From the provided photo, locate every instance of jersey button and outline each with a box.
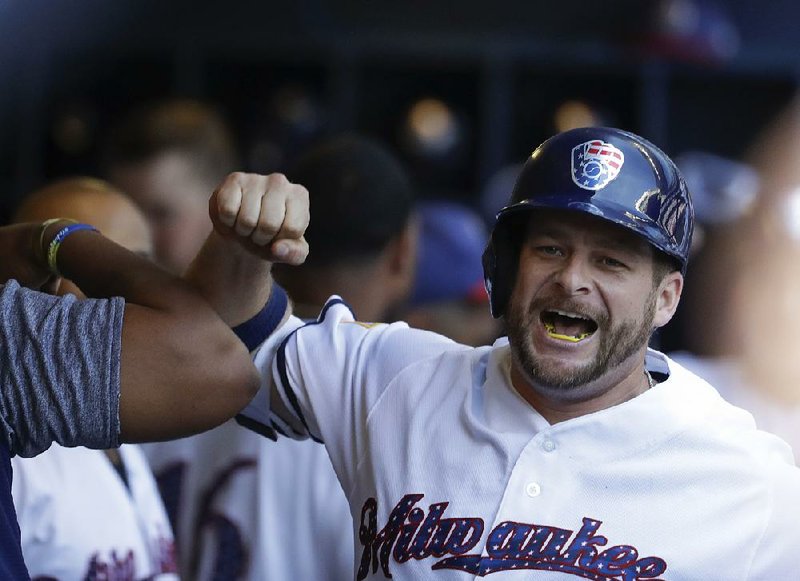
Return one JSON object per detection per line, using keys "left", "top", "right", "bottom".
{"left": 525, "top": 482, "right": 541, "bottom": 497}
{"left": 542, "top": 439, "right": 556, "bottom": 452}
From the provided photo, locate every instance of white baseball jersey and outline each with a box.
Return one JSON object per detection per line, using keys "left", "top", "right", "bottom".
{"left": 142, "top": 418, "right": 353, "bottom": 581}
{"left": 11, "top": 444, "right": 177, "bottom": 580}
{"left": 669, "top": 352, "right": 800, "bottom": 465}
{"left": 239, "top": 297, "right": 800, "bottom": 580}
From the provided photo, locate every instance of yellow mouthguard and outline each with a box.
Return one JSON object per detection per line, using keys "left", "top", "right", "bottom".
{"left": 544, "top": 320, "right": 593, "bottom": 342}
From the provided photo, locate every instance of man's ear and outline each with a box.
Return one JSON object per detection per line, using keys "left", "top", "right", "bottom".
{"left": 386, "top": 217, "right": 418, "bottom": 281}
{"left": 653, "top": 270, "right": 683, "bottom": 329}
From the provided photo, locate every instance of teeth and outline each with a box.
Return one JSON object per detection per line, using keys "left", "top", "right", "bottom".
{"left": 552, "top": 309, "right": 589, "bottom": 321}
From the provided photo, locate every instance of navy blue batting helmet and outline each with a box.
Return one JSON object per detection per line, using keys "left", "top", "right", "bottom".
{"left": 482, "top": 127, "right": 694, "bottom": 318}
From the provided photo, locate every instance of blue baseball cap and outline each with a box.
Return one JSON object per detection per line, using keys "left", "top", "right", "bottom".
{"left": 411, "top": 201, "right": 489, "bottom": 305}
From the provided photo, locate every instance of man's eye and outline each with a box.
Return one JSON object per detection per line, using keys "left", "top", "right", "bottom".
{"left": 602, "top": 256, "right": 625, "bottom": 268}
{"left": 538, "top": 246, "right": 562, "bottom": 256}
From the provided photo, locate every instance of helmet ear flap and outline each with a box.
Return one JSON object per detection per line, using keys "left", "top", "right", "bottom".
{"left": 483, "top": 212, "right": 525, "bottom": 319}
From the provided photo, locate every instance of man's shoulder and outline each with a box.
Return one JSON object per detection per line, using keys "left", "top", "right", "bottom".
{"left": 290, "top": 297, "right": 476, "bottom": 363}
{"left": 662, "top": 382, "right": 798, "bottom": 477}
{"left": 645, "top": 351, "right": 797, "bottom": 466}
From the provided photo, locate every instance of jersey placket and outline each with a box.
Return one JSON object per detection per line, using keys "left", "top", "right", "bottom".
{"left": 480, "top": 430, "right": 570, "bottom": 576}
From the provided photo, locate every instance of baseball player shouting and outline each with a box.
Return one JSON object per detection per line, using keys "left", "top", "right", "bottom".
{"left": 188, "top": 128, "right": 800, "bottom": 580}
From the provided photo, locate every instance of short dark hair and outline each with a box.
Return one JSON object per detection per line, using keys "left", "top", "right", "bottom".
{"left": 104, "top": 99, "right": 238, "bottom": 184}
{"left": 652, "top": 250, "right": 680, "bottom": 286}
{"left": 287, "top": 135, "right": 414, "bottom": 267}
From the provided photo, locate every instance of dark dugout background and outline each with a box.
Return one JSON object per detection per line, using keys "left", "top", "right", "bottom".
{"left": 2, "top": 0, "right": 799, "bottom": 351}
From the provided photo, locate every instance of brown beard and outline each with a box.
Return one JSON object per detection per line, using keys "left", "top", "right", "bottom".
{"left": 506, "top": 289, "right": 657, "bottom": 390}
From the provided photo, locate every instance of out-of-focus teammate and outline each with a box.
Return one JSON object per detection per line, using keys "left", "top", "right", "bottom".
{"left": 12, "top": 178, "right": 178, "bottom": 580}
{"left": 107, "top": 102, "right": 356, "bottom": 580}
{"left": 0, "top": 184, "right": 257, "bottom": 578}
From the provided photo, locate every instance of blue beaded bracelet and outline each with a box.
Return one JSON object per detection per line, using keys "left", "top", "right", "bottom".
{"left": 46, "top": 223, "right": 99, "bottom": 276}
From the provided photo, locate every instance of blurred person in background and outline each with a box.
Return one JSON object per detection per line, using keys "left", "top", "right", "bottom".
{"left": 105, "top": 99, "right": 237, "bottom": 275}
{"left": 403, "top": 200, "right": 500, "bottom": 346}
{"left": 265, "top": 133, "right": 418, "bottom": 577}
{"left": 11, "top": 178, "right": 178, "bottom": 579}
{"left": 479, "top": 163, "right": 522, "bottom": 229}
{"left": 274, "top": 134, "right": 418, "bottom": 324}
{"left": 0, "top": 193, "right": 257, "bottom": 579}
{"left": 105, "top": 100, "right": 353, "bottom": 580}
{"left": 671, "top": 102, "right": 800, "bottom": 463}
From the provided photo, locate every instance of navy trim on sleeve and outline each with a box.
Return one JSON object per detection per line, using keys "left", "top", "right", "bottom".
{"left": 232, "top": 284, "right": 289, "bottom": 352}
{"left": 270, "top": 420, "right": 289, "bottom": 438}
{"left": 235, "top": 414, "right": 278, "bottom": 441}
{"left": 274, "top": 298, "right": 351, "bottom": 444}
{"left": 277, "top": 338, "right": 324, "bottom": 444}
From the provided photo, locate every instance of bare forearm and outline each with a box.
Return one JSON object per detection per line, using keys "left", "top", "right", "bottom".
{"left": 51, "top": 224, "right": 208, "bottom": 313}
{"left": 186, "top": 230, "right": 277, "bottom": 327}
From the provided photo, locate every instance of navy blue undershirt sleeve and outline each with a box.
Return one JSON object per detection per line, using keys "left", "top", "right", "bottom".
{"left": 232, "top": 284, "right": 288, "bottom": 352}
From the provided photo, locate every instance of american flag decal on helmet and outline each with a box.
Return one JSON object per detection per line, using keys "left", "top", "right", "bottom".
{"left": 571, "top": 139, "right": 625, "bottom": 191}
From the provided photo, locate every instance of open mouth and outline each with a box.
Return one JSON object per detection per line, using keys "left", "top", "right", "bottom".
{"left": 541, "top": 309, "right": 598, "bottom": 343}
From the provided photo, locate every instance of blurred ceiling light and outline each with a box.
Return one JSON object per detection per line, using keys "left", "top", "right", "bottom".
{"left": 553, "top": 100, "right": 602, "bottom": 133}
{"left": 402, "top": 97, "right": 461, "bottom": 158}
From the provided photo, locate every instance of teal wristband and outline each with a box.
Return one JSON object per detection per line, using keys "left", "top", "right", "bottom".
{"left": 46, "top": 223, "right": 98, "bottom": 276}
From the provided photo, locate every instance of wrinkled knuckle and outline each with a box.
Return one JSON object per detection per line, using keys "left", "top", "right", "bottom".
{"left": 237, "top": 216, "right": 259, "bottom": 231}
{"left": 217, "top": 202, "right": 238, "bottom": 220}
{"left": 256, "top": 219, "right": 280, "bottom": 238}
{"left": 269, "top": 172, "right": 289, "bottom": 187}
{"left": 294, "top": 184, "right": 309, "bottom": 201}
{"left": 282, "top": 223, "right": 306, "bottom": 238}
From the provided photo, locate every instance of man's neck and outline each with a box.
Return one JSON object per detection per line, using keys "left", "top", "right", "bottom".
{"left": 509, "top": 361, "right": 652, "bottom": 425}
{"left": 277, "top": 265, "right": 392, "bottom": 323}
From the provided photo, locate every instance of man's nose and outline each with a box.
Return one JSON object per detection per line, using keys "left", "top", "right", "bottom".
{"left": 552, "top": 255, "right": 591, "bottom": 295}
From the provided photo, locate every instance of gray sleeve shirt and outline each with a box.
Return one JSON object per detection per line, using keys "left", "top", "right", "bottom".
{"left": 0, "top": 280, "right": 124, "bottom": 457}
